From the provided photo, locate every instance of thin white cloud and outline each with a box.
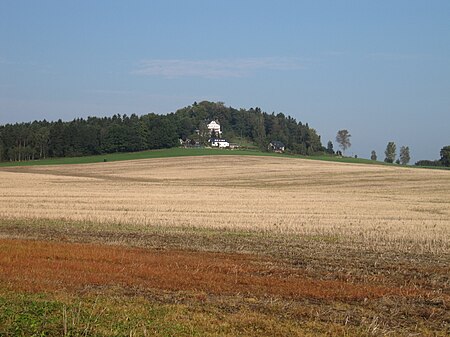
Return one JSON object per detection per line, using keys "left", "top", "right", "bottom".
{"left": 133, "top": 57, "right": 304, "bottom": 79}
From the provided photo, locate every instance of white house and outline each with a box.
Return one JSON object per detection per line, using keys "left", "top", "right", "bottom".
{"left": 207, "top": 120, "right": 222, "bottom": 136}
{"left": 210, "top": 138, "right": 229, "bottom": 148}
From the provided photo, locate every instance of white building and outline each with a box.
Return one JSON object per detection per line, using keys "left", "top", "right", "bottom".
{"left": 210, "top": 138, "right": 229, "bottom": 148}
{"left": 268, "top": 141, "right": 285, "bottom": 153}
{"left": 207, "top": 120, "right": 222, "bottom": 135}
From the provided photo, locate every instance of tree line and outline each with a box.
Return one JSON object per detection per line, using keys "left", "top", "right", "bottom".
{"left": 0, "top": 101, "right": 323, "bottom": 162}
{"left": 331, "top": 130, "right": 449, "bottom": 167}
{"left": 378, "top": 142, "right": 449, "bottom": 167}
{"left": 415, "top": 146, "right": 450, "bottom": 167}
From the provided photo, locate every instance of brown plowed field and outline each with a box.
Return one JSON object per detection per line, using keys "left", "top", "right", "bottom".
{"left": 0, "top": 238, "right": 427, "bottom": 301}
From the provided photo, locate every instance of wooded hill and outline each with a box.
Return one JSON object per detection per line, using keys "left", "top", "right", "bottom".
{"left": 0, "top": 101, "right": 323, "bottom": 162}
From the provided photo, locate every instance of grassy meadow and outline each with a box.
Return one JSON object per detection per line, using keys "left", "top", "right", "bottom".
{"left": 0, "top": 147, "right": 394, "bottom": 167}
{"left": 0, "top": 154, "right": 449, "bottom": 336}
{"left": 0, "top": 148, "right": 279, "bottom": 167}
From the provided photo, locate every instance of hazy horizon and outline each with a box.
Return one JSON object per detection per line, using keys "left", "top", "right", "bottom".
{"left": 1, "top": 1, "right": 449, "bottom": 162}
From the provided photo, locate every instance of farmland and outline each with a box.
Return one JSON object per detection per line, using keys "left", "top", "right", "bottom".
{"left": 0, "top": 155, "right": 449, "bottom": 336}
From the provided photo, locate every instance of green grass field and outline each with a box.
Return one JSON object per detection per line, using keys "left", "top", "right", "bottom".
{"left": 1, "top": 146, "right": 447, "bottom": 170}
{"left": 0, "top": 148, "right": 275, "bottom": 167}
{"left": 0, "top": 147, "right": 391, "bottom": 167}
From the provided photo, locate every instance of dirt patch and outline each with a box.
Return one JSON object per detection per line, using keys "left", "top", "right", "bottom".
{"left": 2, "top": 220, "right": 449, "bottom": 292}
{"left": 0, "top": 238, "right": 428, "bottom": 301}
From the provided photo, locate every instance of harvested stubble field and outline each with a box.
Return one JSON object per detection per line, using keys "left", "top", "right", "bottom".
{"left": 0, "top": 155, "right": 449, "bottom": 336}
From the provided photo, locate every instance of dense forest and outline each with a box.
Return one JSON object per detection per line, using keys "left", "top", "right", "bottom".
{"left": 0, "top": 101, "right": 323, "bottom": 162}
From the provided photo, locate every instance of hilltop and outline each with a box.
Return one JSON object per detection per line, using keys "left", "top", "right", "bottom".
{"left": 0, "top": 101, "right": 322, "bottom": 163}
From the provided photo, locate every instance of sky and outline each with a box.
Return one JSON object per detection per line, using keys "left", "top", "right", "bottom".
{"left": 1, "top": 0, "right": 449, "bottom": 162}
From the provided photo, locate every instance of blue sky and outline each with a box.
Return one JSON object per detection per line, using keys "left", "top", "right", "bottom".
{"left": 1, "top": 1, "right": 449, "bottom": 161}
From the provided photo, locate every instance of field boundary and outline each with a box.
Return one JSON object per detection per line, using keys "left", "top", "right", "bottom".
{"left": 1, "top": 146, "right": 441, "bottom": 169}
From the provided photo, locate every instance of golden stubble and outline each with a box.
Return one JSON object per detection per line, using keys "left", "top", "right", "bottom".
{"left": 1, "top": 156, "right": 449, "bottom": 253}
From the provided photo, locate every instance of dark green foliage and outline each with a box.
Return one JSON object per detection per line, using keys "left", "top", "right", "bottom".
{"left": 415, "top": 160, "right": 443, "bottom": 167}
{"left": 414, "top": 145, "right": 450, "bottom": 167}
{"left": 0, "top": 101, "right": 322, "bottom": 162}
{"left": 143, "top": 114, "right": 179, "bottom": 150}
{"left": 440, "top": 145, "right": 450, "bottom": 167}
{"left": 326, "top": 141, "right": 334, "bottom": 154}
{"left": 370, "top": 150, "right": 377, "bottom": 161}
{"left": 399, "top": 146, "right": 410, "bottom": 165}
{"left": 384, "top": 142, "right": 396, "bottom": 163}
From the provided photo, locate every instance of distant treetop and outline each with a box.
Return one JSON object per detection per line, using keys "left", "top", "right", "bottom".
{"left": 0, "top": 101, "right": 323, "bottom": 162}
{"left": 335, "top": 130, "right": 351, "bottom": 154}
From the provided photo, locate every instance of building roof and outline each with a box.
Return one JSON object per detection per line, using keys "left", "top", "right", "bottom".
{"left": 207, "top": 120, "right": 220, "bottom": 127}
{"left": 270, "top": 140, "right": 285, "bottom": 148}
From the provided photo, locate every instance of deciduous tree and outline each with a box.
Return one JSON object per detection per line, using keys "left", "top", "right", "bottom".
{"left": 326, "top": 141, "right": 334, "bottom": 154}
{"left": 335, "top": 130, "right": 351, "bottom": 154}
{"left": 384, "top": 142, "right": 396, "bottom": 163}
{"left": 370, "top": 150, "right": 377, "bottom": 161}
{"left": 399, "top": 146, "right": 410, "bottom": 165}
{"left": 440, "top": 145, "right": 450, "bottom": 167}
